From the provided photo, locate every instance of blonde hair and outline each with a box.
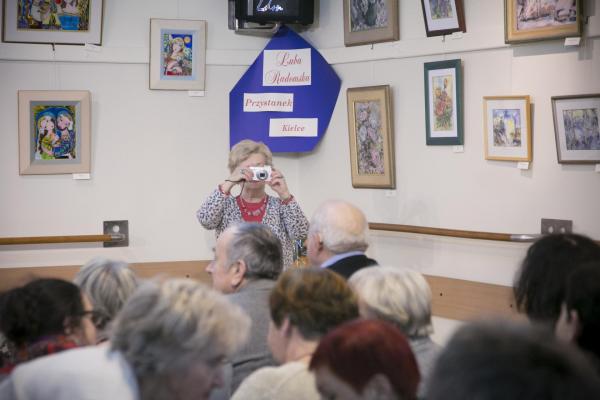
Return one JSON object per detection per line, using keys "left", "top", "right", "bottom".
{"left": 228, "top": 139, "right": 273, "bottom": 173}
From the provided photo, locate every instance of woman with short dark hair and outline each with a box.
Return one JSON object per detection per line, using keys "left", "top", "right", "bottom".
{"left": 0, "top": 278, "right": 96, "bottom": 376}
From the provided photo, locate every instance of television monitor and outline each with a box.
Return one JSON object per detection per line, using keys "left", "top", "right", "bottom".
{"left": 235, "top": 0, "right": 314, "bottom": 25}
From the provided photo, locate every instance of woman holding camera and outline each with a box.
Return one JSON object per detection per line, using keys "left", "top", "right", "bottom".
{"left": 197, "top": 139, "right": 308, "bottom": 268}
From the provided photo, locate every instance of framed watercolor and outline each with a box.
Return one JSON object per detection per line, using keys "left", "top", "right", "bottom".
{"left": 420, "top": 0, "right": 466, "bottom": 37}
{"left": 149, "top": 19, "right": 207, "bottom": 91}
{"left": 424, "top": 59, "right": 463, "bottom": 146}
{"left": 551, "top": 94, "right": 600, "bottom": 164}
{"left": 343, "top": 0, "right": 399, "bottom": 47}
{"left": 2, "top": 0, "right": 103, "bottom": 45}
{"left": 18, "top": 90, "right": 91, "bottom": 175}
{"left": 483, "top": 96, "right": 532, "bottom": 162}
{"left": 504, "top": 0, "right": 582, "bottom": 44}
{"left": 347, "top": 85, "right": 395, "bottom": 189}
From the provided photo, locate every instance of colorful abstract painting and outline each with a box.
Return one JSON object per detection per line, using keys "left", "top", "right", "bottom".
{"left": 562, "top": 108, "right": 600, "bottom": 150}
{"left": 493, "top": 108, "right": 522, "bottom": 147}
{"left": 355, "top": 100, "right": 385, "bottom": 175}
{"left": 16, "top": 0, "right": 90, "bottom": 31}
{"left": 32, "top": 105, "right": 77, "bottom": 160}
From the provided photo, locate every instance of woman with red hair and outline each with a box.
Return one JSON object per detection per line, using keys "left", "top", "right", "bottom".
{"left": 309, "top": 319, "right": 419, "bottom": 400}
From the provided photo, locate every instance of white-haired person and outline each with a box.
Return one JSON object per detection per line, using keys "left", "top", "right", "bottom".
{"left": 306, "top": 200, "right": 377, "bottom": 279}
{"left": 0, "top": 279, "right": 250, "bottom": 400}
{"left": 197, "top": 139, "right": 309, "bottom": 268}
{"left": 349, "top": 266, "right": 440, "bottom": 396}
{"left": 74, "top": 257, "right": 139, "bottom": 343}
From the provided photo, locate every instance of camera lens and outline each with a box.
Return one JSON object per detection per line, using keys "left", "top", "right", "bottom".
{"left": 257, "top": 170, "right": 268, "bottom": 180}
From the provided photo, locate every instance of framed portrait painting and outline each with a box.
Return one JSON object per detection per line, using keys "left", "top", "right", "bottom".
{"left": 343, "top": 0, "right": 399, "bottom": 47}
{"left": 424, "top": 59, "right": 463, "bottom": 145}
{"left": 483, "top": 96, "right": 532, "bottom": 162}
{"left": 551, "top": 94, "right": 600, "bottom": 164}
{"left": 2, "top": 0, "right": 104, "bottom": 45}
{"left": 347, "top": 85, "right": 395, "bottom": 189}
{"left": 149, "top": 19, "right": 207, "bottom": 91}
{"left": 504, "top": 0, "right": 582, "bottom": 44}
{"left": 420, "top": 0, "right": 466, "bottom": 37}
{"left": 18, "top": 90, "right": 91, "bottom": 175}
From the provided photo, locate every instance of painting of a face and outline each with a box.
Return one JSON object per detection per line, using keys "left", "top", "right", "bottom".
{"left": 161, "top": 32, "right": 194, "bottom": 78}
{"left": 32, "top": 105, "right": 77, "bottom": 160}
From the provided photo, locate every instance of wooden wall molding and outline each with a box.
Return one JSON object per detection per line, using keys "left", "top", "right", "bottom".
{"left": 0, "top": 261, "right": 516, "bottom": 321}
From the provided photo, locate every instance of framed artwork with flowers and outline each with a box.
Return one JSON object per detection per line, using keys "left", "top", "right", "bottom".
{"left": 347, "top": 85, "right": 395, "bottom": 189}
{"left": 2, "top": 0, "right": 104, "bottom": 45}
{"left": 149, "top": 19, "right": 207, "bottom": 91}
{"left": 424, "top": 59, "right": 463, "bottom": 146}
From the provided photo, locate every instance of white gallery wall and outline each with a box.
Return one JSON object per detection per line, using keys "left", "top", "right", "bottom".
{"left": 1, "top": 1, "right": 599, "bottom": 341}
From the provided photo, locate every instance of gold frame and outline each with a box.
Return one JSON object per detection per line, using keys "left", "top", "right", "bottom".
{"left": 483, "top": 95, "right": 532, "bottom": 162}
{"left": 18, "top": 90, "right": 91, "bottom": 175}
{"left": 504, "top": 0, "right": 582, "bottom": 44}
{"left": 347, "top": 85, "right": 395, "bottom": 188}
{"left": 343, "top": 0, "right": 399, "bottom": 47}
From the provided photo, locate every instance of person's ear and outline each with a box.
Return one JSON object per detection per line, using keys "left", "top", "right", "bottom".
{"left": 280, "top": 316, "right": 293, "bottom": 338}
{"left": 362, "top": 374, "right": 394, "bottom": 400}
{"left": 556, "top": 303, "right": 581, "bottom": 343}
{"left": 230, "top": 260, "right": 247, "bottom": 288}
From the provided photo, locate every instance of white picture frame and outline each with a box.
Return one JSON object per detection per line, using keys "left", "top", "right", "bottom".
{"left": 149, "top": 18, "right": 207, "bottom": 91}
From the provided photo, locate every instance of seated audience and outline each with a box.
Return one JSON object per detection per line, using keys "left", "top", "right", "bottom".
{"left": 306, "top": 200, "right": 377, "bottom": 279}
{"left": 74, "top": 257, "right": 139, "bottom": 343}
{"left": 206, "top": 222, "right": 283, "bottom": 397}
{"left": 349, "top": 266, "right": 440, "bottom": 396}
{"left": 514, "top": 233, "right": 600, "bottom": 327}
{"left": 310, "top": 319, "right": 420, "bottom": 400}
{"left": 556, "top": 261, "right": 600, "bottom": 370}
{"left": 426, "top": 319, "right": 600, "bottom": 400}
{"left": 0, "top": 278, "right": 96, "bottom": 376}
{"left": 0, "top": 278, "right": 250, "bottom": 400}
{"left": 232, "top": 268, "right": 359, "bottom": 400}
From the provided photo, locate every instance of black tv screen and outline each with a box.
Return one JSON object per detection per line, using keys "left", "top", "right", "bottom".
{"left": 235, "top": 0, "right": 314, "bottom": 25}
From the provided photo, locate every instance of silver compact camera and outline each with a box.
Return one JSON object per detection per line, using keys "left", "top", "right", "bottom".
{"left": 249, "top": 166, "right": 272, "bottom": 182}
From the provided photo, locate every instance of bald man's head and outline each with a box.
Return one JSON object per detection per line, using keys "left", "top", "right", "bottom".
{"left": 309, "top": 200, "right": 369, "bottom": 255}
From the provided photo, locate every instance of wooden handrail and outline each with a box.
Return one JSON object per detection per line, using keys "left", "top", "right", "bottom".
{"left": 369, "top": 222, "right": 530, "bottom": 242}
{"left": 0, "top": 234, "right": 125, "bottom": 246}
{"left": 369, "top": 223, "right": 600, "bottom": 245}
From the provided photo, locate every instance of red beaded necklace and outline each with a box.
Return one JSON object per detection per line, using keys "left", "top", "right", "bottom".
{"left": 237, "top": 196, "right": 268, "bottom": 222}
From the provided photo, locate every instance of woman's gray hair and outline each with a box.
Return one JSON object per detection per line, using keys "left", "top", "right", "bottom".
{"left": 349, "top": 266, "right": 434, "bottom": 337}
{"left": 74, "top": 257, "right": 138, "bottom": 338}
{"left": 110, "top": 279, "right": 250, "bottom": 398}
{"left": 309, "top": 200, "right": 369, "bottom": 254}
{"left": 226, "top": 223, "right": 283, "bottom": 280}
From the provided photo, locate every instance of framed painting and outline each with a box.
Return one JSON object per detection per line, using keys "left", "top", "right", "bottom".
{"left": 483, "top": 96, "right": 532, "bottom": 162}
{"left": 424, "top": 59, "right": 463, "bottom": 145}
{"left": 149, "top": 19, "right": 207, "bottom": 91}
{"left": 347, "top": 85, "right": 395, "bottom": 189}
{"left": 2, "top": 0, "right": 103, "bottom": 45}
{"left": 18, "top": 90, "right": 91, "bottom": 175}
{"left": 343, "top": 0, "right": 399, "bottom": 47}
{"left": 420, "top": 0, "right": 466, "bottom": 37}
{"left": 504, "top": 0, "right": 582, "bottom": 44}
{"left": 551, "top": 94, "right": 600, "bottom": 164}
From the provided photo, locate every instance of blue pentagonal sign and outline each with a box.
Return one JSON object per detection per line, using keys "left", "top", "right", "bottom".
{"left": 229, "top": 25, "right": 341, "bottom": 152}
